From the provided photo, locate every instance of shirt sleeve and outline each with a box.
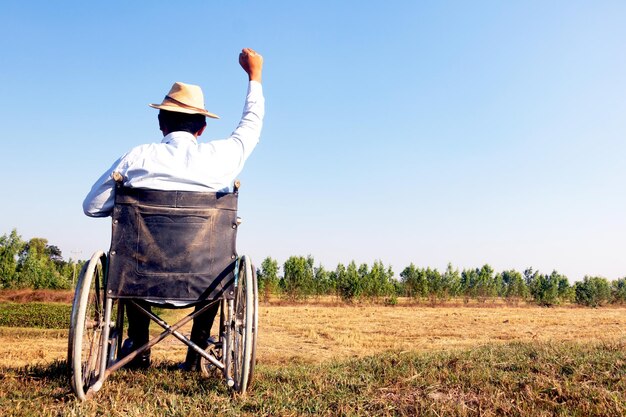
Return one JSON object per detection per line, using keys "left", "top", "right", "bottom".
{"left": 82, "top": 153, "right": 131, "bottom": 217}
{"left": 204, "top": 81, "right": 265, "bottom": 173}
{"left": 231, "top": 80, "right": 265, "bottom": 161}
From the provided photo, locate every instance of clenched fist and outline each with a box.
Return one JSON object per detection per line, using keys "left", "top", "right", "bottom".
{"left": 239, "top": 48, "right": 263, "bottom": 83}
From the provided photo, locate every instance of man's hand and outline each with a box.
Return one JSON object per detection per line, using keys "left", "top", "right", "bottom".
{"left": 239, "top": 48, "right": 263, "bottom": 83}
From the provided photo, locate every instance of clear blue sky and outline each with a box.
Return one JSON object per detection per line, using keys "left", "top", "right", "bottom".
{"left": 1, "top": 1, "right": 625, "bottom": 281}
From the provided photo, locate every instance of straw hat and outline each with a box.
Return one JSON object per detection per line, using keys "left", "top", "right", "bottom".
{"left": 149, "top": 82, "right": 219, "bottom": 119}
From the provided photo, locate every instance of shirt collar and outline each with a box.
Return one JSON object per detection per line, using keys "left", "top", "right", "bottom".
{"left": 161, "top": 131, "right": 198, "bottom": 145}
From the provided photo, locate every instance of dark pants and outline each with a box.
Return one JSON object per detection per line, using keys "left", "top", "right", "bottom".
{"left": 126, "top": 300, "right": 219, "bottom": 351}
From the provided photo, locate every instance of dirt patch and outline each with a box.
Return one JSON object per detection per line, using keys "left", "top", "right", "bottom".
{"left": 0, "top": 289, "right": 74, "bottom": 303}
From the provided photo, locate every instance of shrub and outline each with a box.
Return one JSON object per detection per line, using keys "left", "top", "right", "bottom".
{"left": 384, "top": 294, "right": 398, "bottom": 306}
{"left": 0, "top": 302, "right": 71, "bottom": 328}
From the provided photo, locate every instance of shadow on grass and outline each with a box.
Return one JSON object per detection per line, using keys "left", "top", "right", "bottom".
{"left": 1, "top": 342, "right": 625, "bottom": 416}
{"left": 0, "top": 359, "right": 229, "bottom": 402}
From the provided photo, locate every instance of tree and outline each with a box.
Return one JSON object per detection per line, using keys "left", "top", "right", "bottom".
{"left": 0, "top": 229, "right": 25, "bottom": 288}
{"left": 460, "top": 268, "right": 478, "bottom": 302}
{"left": 358, "top": 263, "right": 371, "bottom": 298}
{"left": 331, "top": 263, "right": 346, "bottom": 300}
{"left": 337, "top": 261, "right": 362, "bottom": 302}
{"left": 500, "top": 269, "right": 528, "bottom": 303}
{"left": 523, "top": 267, "right": 536, "bottom": 288}
{"left": 282, "top": 255, "right": 315, "bottom": 300}
{"left": 611, "top": 278, "right": 626, "bottom": 304}
{"left": 425, "top": 267, "right": 443, "bottom": 304}
{"left": 441, "top": 263, "right": 461, "bottom": 299}
{"left": 257, "top": 257, "right": 280, "bottom": 302}
{"left": 16, "top": 237, "right": 70, "bottom": 289}
{"left": 400, "top": 263, "right": 428, "bottom": 301}
{"left": 45, "top": 244, "right": 64, "bottom": 268}
{"left": 555, "top": 272, "right": 574, "bottom": 303}
{"left": 527, "top": 270, "right": 568, "bottom": 306}
{"left": 574, "top": 276, "right": 611, "bottom": 307}
{"left": 473, "top": 264, "right": 497, "bottom": 302}
{"left": 360, "top": 260, "right": 394, "bottom": 300}
{"left": 313, "top": 264, "right": 333, "bottom": 297}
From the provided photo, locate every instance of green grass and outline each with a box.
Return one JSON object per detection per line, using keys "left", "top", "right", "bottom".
{"left": 0, "top": 302, "right": 71, "bottom": 329}
{"left": 0, "top": 341, "right": 624, "bottom": 416}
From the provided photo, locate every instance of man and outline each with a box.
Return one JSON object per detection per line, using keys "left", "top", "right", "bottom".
{"left": 83, "top": 48, "right": 264, "bottom": 370}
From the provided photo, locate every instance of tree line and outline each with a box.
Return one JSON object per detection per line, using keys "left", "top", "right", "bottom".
{"left": 257, "top": 256, "right": 626, "bottom": 307}
{"left": 0, "top": 229, "right": 82, "bottom": 290}
{"left": 1, "top": 229, "right": 625, "bottom": 307}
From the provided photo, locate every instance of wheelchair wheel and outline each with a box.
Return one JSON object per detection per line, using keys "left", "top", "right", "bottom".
{"left": 232, "top": 255, "right": 258, "bottom": 394}
{"left": 68, "top": 251, "right": 107, "bottom": 400}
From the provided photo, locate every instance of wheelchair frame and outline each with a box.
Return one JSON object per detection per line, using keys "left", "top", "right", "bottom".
{"left": 68, "top": 187, "right": 258, "bottom": 401}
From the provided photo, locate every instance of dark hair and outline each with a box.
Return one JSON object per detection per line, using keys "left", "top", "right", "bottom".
{"left": 158, "top": 110, "right": 207, "bottom": 134}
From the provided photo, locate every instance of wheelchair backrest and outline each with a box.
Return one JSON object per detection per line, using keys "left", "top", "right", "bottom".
{"left": 106, "top": 186, "right": 238, "bottom": 302}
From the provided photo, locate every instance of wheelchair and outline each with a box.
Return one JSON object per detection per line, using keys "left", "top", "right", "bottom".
{"left": 68, "top": 178, "right": 258, "bottom": 401}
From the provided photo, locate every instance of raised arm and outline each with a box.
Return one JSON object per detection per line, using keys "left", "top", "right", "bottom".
{"left": 204, "top": 48, "right": 265, "bottom": 172}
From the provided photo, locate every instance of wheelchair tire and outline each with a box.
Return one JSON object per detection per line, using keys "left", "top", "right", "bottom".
{"left": 247, "top": 263, "right": 259, "bottom": 386}
{"left": 67, "top": 261, "right": 89, "bottom": 369}
{"left": 232, "top": 255, "right": 257, "bottom": 394}
{"left": 68, "top": 251, "right": 107, "bottom": 400}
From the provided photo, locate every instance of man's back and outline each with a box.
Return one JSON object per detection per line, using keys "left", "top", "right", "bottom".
{"left": 83, "top": 50, "right": 264, "bottom": 218}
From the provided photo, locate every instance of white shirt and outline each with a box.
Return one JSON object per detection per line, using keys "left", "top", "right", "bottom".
{"left": 83, "top": 81, "right": 264, "bottom": 217}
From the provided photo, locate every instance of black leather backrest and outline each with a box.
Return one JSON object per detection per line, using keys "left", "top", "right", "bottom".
{"left": 106, "top": 186, "right": 238, "bottom": 301}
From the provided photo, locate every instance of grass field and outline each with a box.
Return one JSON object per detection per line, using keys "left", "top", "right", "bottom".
{"left": 0, "top": 298, "right": 625, "bottom": 415}
{"left": 2, "top": 301, "right": 624, "bottom": 368}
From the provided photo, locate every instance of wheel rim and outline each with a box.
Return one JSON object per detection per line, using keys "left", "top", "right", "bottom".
{"left": 233, "top": 262, "right": 247, "bottom": 389}
{"left": 82, "top": 268, "right": 102, "bottom": 388}
{"left": 69, "top": 251, "right": 106, "bottom": 400}
{"left": 247, "top": 265, "right": 258, "bottom": 386}
{"left": 232, "top": 256, "right": 255, "bottom": 393}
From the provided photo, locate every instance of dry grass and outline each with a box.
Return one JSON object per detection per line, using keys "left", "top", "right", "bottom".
{"left": 1, "top": 303, "right": 625, "bottom": 368}
{"left": 1, "top": 300, "right": 625, "bottom": 416}
{"left": 259, "top": 304, "right": 626, "bottom": 364}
